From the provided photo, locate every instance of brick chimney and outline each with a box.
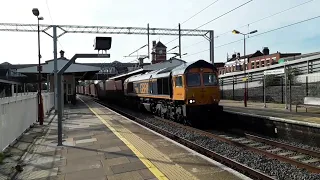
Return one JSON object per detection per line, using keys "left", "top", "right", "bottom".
{"left": 60, "top": 50, "right": 65, "bottom": 58}
{"left": 152, "top": 41, "right": 156, "bottom": 49}
{"left": 151, "top": 41, "right": 156, "bottom": 64}
{"left": 153, "top": 41, "right": 167, "bottom": 64}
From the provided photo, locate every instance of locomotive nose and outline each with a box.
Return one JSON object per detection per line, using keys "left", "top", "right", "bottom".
{"left": 186, "top": 86, "right": 220, "bottom": 105}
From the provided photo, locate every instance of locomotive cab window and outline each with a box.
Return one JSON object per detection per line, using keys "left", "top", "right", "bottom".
{"left": 175, "top": 76, "right": 183, "bottom": 87}
{"left": 203, "top": 73, "right": 218, "bottom": 86}
{"left": 186, "top": 73, "right": 201, "bottom": 87}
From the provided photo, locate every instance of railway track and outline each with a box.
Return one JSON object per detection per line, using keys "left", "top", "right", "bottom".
{"left": 92, "top": 98, "right": 320, "bottom": 179}
{"left": 153, "top": 115, "right": 320, "bottom": 174}
{"left": 217, "top": 133, "right": 320, "bottom": 172}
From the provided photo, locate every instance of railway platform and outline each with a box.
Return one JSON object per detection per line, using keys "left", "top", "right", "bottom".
{"left": 220, "top": 99, "right": 320, "bottom": 128}
{"left": 0, "top": 96, "right": 249, "bottom": 180}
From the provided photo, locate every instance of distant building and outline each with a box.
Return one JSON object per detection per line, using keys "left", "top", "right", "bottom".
{"left": 213, "top": 62, "right": 225, "bottom": 69}
{"left": 248, "top": 47, "right": 300, "bottom": 70}
{"left": 218, "top": 47, "right": 301, "bottom": 75}
{"left": 151, "top": 41, "right": 167, "bottom": 64}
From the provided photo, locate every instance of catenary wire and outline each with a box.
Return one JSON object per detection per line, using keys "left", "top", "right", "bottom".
{"left": 165, "top": 0, "right": 254, "bottom": 45}
{"left": 181, "top": 0, "right": 315, "bottom": 52}
{"left": 216, "top": 0, "right": 315, "bottom": 38}
{"left": 184, "top": 14, "right": 320, "bottom": 57}
{"left": 46, "top": 0, "right": 64, "bottom": 49}
{"left": 157, "top": 0, "right": 221, "bottom": 41}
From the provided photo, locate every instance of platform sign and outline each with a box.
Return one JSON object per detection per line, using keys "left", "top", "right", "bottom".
{"left": 97, "top": 54, "right": 110, "bottom": 58}
{"left": 264, "top": 68, "right": 284, "bottom": 75}
{"left": 242, "top": 77, "right": 248, "bottom": 82}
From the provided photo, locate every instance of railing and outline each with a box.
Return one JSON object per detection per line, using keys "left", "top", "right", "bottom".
{"left": 218, "top": 52, "right": 320, "bottom": 104}
{"left": 0, "top": 92, "right": 54, "bottom": 152}
{"left": 219, "top": 52, "right": 320, "bottom": 80}
{"left": 14, "top": 92, "right": 37, "bottom": 96}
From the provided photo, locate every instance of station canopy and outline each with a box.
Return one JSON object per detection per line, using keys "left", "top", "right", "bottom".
{"left": 17, "top": 58, "right": 101, "bottom": 80}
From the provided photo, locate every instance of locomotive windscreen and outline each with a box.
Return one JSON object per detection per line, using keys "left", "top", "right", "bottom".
{"left": 203, "top": 73, "right": 218, "bottom": 86}
{"left": 186, "top": 73, "right": 201, "bottom": 87}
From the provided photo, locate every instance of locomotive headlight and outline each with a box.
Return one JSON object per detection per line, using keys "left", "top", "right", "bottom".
{"left": 188, "top": 99, "right": 196, "bottom": 104}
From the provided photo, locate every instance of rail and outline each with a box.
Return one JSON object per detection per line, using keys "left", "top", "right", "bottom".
{"left": 216, "top": 133, "right": 320, "bottom": 174}
{"left": 0, "top": 92, "right": 54, "bottom": 152}
{"left": 154, "top": 115, "right": 320, "bottom": 173}
{"left": 150, "top": 114, "right": 320, "bottom": 174}
{"left": 245, "top": 134, "right": 320, "bottom": 159}
{"left": 151, "top": 116, "right": 320, "bottom": 173}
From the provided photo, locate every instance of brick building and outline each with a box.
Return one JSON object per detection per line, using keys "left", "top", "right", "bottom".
{"left": 248, "top": 47, "right": 300, "bottom": 70}
{"left": 151, "top": 41, "right": 167, "bottom": 64}
{"left": 218, "top": 47, "right": 301, "bottom": 75}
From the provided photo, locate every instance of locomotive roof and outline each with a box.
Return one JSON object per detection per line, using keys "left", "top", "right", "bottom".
{"left": 171, "top": 59, "right": 216, "bottom": 76}
{"left": 124, "top": 60, "right": 216, "bottom": 83}
{"left": 124, "top": 67, "right": 171, "bottom": 83}
{"left": 109, "top": 68, "right": 145, "bottom": 80}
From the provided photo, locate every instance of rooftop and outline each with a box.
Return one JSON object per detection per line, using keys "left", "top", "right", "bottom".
{"left": 154, "top": 41, "right": 167, "bottom": 49}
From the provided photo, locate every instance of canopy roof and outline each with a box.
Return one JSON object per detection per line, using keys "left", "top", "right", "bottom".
{"left": 17, "top": 58, "right": 101, "bottom": 74}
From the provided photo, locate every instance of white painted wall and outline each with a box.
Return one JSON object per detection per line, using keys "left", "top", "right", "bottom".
{"left": 0, "top": 92, "right": 54, "bottom": 152}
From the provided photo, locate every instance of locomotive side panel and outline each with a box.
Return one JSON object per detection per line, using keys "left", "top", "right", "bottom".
{"left": 126, "top": 79, "right": 171, "bottom": 99}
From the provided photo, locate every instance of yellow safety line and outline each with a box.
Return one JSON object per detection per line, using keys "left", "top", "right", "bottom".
{"left": 79, "top": 97, "right": 168, "bottom": 180}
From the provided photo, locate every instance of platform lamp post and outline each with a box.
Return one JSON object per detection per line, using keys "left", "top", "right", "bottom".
{"left": 32, "top": 8, "right": 44, "bottom": 125}
{"left": 232, "top": 29, "right": 258, "bottom": 107}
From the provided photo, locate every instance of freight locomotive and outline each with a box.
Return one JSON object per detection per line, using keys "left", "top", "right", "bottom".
{"left": 77, "top": 59, "right": 223, "bottom": 125}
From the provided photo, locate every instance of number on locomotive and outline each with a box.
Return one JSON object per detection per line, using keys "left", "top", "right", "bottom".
{"left": 140, "top": 83, "right": 149, "bottom": 94}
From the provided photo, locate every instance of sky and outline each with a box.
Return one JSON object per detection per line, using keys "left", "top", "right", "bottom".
{"left": 0, "top": 0, "right": 320, "bottom": 65}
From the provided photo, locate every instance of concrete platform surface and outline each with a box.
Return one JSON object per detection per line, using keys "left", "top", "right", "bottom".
{"left": 220, "top": 100, "right": 320, "bottom": 126}
{"left": 0, "top": 96, "right": 249, "bottom": 180}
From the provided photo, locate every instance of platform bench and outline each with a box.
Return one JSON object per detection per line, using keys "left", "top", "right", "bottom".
{"left": 296, "top": 97, "right": 320, "bottom": 112}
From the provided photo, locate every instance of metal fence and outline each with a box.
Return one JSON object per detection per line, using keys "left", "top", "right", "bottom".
{"left": 219, "top": 52, "right": 320, "bottom": 105}
{"left": 0, "top": 92, "right": 54, "bottom": 152}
